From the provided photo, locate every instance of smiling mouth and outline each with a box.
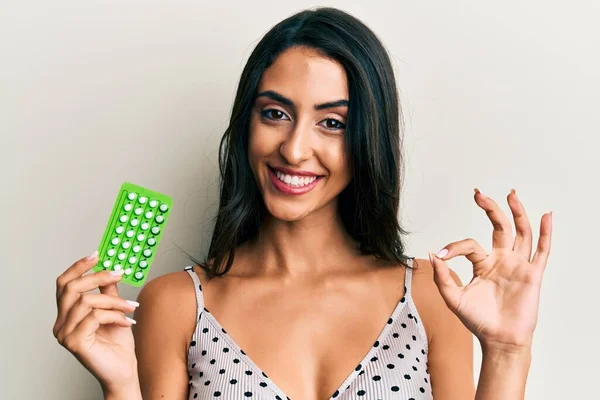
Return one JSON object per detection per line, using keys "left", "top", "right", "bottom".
{"left": 268, "top": 166, "right": 323, "bottom": 187}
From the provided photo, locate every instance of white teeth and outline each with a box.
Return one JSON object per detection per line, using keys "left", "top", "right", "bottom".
{"left": 274, "top": 170, "right": 318, "bottom": 187}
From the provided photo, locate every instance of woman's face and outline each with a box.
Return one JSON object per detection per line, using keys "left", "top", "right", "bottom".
{"left": 248, "top": 46, "right": 352, "bottom": 222}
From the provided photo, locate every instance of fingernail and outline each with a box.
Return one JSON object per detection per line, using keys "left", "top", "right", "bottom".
{"left": 126, "top": 317, "right": 137, "bottom": 325}
{"left": 474, "top": 188, "right": 480, "bottom": 194}
{"left": 435, "top": 248, "right": 449, "bottom": 258}
{"left": 126, "top": 300, "right": 140, "bottom": 307}
{"left": 86, "top": 250, "right": 98, "bottom": 260}
{"left": 110, "top": 269, "right": 125, "bottom": 276}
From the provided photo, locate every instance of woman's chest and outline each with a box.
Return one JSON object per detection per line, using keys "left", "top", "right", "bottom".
{"left": 187, "top": 272, "right": 432, "bottom": 399}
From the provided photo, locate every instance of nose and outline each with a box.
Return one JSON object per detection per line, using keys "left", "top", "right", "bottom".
{"left": 279, "top": 119, "right": 315, "bottom": 166}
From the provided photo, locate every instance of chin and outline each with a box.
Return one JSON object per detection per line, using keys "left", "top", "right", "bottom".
{"left": 263, "top": 199, "right": 315, "bottom": 222}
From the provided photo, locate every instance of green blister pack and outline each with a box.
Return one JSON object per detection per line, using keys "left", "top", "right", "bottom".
{"left": 93, "top": 182, "right": 173, "bottom": 287}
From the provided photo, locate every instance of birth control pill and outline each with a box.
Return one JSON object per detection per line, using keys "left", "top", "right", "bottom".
{"left": 94, "top": 183, "right": 172, "bottom": 287}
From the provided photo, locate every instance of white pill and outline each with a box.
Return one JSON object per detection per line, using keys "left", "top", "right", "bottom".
{"left": 124, "top": 204, "right": 133, "bottom": 212}
{"left": 116, "top": 226, "right": 124, "bottom": 234}
{"left": 143, "top": 249, "right": 152, "bottom": 257}
{"left": 124, "top": 268, "right": 132, "bottom": 275}
{"left": 128, "top": 256, "right": 137, "bottom": 264}
{"left": 128, "top": 192, "right": 137, "bottom": 200}
{"left": 135, "top": 271, "right": 144, "bottom": 279}
{"left": 141, "top": 222, "right": 149, "bottom": 230}
{"left": 149, "top": 200, "right": 158, "bottom": 207}
{"left": 137, "top": 234, "right": 145, "bottom": 242}
{"left": 107, "top": 249, "right": 116, "bottom": 257}
{"left": 155, "top": 215, "right": 164, "bottom": 224}
{"left": 139, "top": 196, "right": 147, "bottom": 204}
{"left": 159, "top": 204, "right": 169, "bottom": 212}
{"left": 126, "top": 230, "right": 135, "bottom": 238}
{"left": 122, "top": 241, "right": 130, "bottom": 249}
{"left": 147, "top": 238, "right": 156, "bottom": 246}
{"left": 119, "top": 215, "right": 128, "bottom": 223}
{"left": 103, "top": 260, "right": 111, "bottom": 268}
{"left": 145, "top": 211, "right": 153, "bottom": 219}
{"left": 135, "top": 207, "right": 143, "bottom": 215}
{"left": 151, "top": 226, "right": 160, "bottom": 235}
{"left": 131, "top": 219, "right": 139, "bottom": 227}
{"left": 114, "top": 264, "right": 122, "bottom": 271}
{"left": 133, "top": 245, "right": 141, "bottom": 253}
{"left": 139, "top": 260, "right": 148, "bottom": 269}
{"left": 118, "top": 253, "right": 126, "bottom": 260}
{"left": 111, "top": 238, "right": 120, "bottom": 245}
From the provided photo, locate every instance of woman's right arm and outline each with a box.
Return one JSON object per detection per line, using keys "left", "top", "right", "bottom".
{"left": 133, "top": 271, "right": 199, "bottom": 400}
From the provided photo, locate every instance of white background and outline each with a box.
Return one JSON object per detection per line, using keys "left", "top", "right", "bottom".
{"left": 2, "top": 0, "right": 599, "bottom": 398}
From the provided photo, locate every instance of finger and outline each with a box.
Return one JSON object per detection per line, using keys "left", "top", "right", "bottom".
{"left": 99, "top": 281, "right": 119, "bottom": 297}
{"left": 60, "top": 309, "right": 135, "bottom": 354}
{"left": 429, "top": 253, "right": 463, "bottom": 313}
{"left": 53, "top": 269, "right": 125, "bottom": 338}
{"left": 508, "top": 189, "right": 533, "bottom": 261}
{"left": 532, "top": 212, "right": 553, "bottom": 269}
{"left": 57, "top": 293, "right": 138, "bottom": 342}
{"left": 435, "top": 238, "right": 489, "bottom": 265}
{"left": 56, "top": 251, "right": 100, "bottom": 303}
{"left": 474, "top": 189, "right": 514, "bottom": 249}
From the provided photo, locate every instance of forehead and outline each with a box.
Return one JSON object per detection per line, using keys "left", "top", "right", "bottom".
{"left": 256, "top": 46, "right": 349, "bottom": 102}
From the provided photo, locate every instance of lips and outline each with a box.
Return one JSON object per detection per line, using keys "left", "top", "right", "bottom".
{"left": 268, "top": 166, "right": 323, "bottom": 196}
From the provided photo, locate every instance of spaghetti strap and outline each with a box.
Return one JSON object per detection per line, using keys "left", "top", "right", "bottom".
{"left": 184, "top": 266, "right": 204, "bottom": 321}
{"left": 404, "top": 257, "right": 414, "bottom": 296}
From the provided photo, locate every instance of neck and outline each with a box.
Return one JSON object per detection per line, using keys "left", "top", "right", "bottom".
{"left": 246, "top": 204, "right": 361, "bottom": 277}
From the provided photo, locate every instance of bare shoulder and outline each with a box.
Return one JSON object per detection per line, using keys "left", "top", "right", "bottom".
{"left": 409, "top": 258, "right": 464, "bottom": 342}
{"left": 132, "top": 268, "right": 201, "bottom": 397}
{"left": 134, "top": 268, "right": 199, "bottom": 346}
{"left": 409, "top": 257, "right": 475, "bottom": 397}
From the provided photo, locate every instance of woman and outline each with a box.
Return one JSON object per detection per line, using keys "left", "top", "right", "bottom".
{"left": 53, "top": 7, "right": 552, "bottom": 400}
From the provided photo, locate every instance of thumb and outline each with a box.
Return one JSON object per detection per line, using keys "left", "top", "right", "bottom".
{"left": 429, "top": 252, "right": 462, "bottom": 313}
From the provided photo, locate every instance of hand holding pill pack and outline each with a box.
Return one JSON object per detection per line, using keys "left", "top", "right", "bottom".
{"left": 93, "top": 182, "right": 172, "bottom": 287}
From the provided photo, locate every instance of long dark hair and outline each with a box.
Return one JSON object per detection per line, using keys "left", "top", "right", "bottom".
{"left": 184, "top": 6, "right": 413, "bottom": 278}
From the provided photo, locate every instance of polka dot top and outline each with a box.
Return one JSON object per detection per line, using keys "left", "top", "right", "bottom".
{"left": 184, "top": 257, "right": 432, "bottom": 399}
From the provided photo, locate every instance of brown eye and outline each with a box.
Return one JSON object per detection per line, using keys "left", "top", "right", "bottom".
{"left": 260, "top": 109, "right": 289, "bottom": 120}
{"left": 321, "top": 118, "right": 346, "bottom": 131}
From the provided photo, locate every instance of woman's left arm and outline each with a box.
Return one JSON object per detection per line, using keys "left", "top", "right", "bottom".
{"left": 430, "top": 188, "right": 553, "bottom": 400}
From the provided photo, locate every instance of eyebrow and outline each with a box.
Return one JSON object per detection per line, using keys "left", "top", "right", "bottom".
{"left": 255, "top": 90, "right": 349, "bottom": 110}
